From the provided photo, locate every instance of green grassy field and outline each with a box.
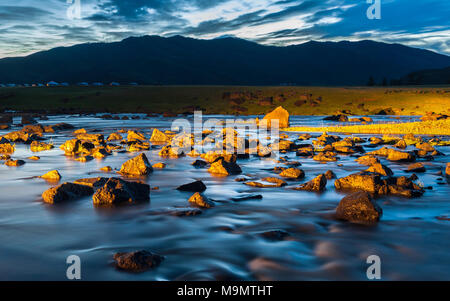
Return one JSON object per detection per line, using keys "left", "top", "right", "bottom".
{"left": 0, "top": 85, "right": 449, "bottom": 116}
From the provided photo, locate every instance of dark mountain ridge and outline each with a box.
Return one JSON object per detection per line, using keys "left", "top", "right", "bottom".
{"left": 0, "top": 35, "right": 449, "bottom": 85}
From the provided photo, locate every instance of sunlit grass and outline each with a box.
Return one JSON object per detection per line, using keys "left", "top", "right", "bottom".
{"left": 284, "top": 119, "right": 450, "bottom": 136}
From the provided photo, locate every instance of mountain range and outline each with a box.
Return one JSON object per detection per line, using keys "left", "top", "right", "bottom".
{"left": 0, "top": 35, "right": 449, "bottom": 86}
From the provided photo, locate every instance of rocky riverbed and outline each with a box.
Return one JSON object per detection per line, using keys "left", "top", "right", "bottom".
{"left": 0, "top": 112, "right": 449, "bottom": 280}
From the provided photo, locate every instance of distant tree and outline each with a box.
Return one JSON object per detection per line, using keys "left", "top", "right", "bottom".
{"left": 367, "top": 76, "right": 375, "bottom": 86}
{"left": 381, "top": 77, "right": 388, "bottom": 86}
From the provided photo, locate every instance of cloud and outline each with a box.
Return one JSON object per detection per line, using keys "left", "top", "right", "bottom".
{"left": 0, "top": 0, "right": 449, "bottom": 58}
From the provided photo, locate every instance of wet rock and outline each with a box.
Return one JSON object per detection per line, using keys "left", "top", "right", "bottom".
{"left": 366, "top": 163, "right": 393, "bottom": 176}
{"left": 415, "top": 142, "right": 435, "bottom": 153}
{"left": 167, "top": 208, "right": 203, "bottom": 217}
{"left": 335, "top": 192, "right": 382, "bottom": 224}
{"left": 313, "top": 152, "right": 338, "bottom": 162}
{"left": 334, "top": 172, "right": 383, "bottom": 194}
{"left": 76, "top": 133, "right": 104, "bottom": 145}
{"left": 323, "top": 115, "right": 349, "bottom": 122}
{"left": 100, "top": 166, "right": 113, "bottom": 172}
{"left": 355, "top": 155, "right": 380, "bottom": 166}
{"left": 188, "top": 192, "right": 215, "bottom": 208}
{"left": 177, "top": 180, "right": 207, "bottom": 192}
{"left": 4, "top": 159, "right": 25, "bottom": 167}
{"left": 325, "top": 170, "right": 337, "bottom": 180}
{"left": 260, "top": 106, "right": 290, "bottom": 128}
{"left": 0, "top": 142, "right": 15, "bottom": 154}
{"left": 44, "top": 123, "right": 74, "bottom": 133}
{"left": 279, "top": 168, "right": 305, "bottom": 179}
{"left": 394, "top": 139, "right": 407, "bottom": 149}
{"left": 28, "top": 156, "right": 40, "bottom": 160}
{"left": 107, "top": 132, "right": 123, "bottom": 141}
{"left": 258, "top": 230, "right": 290, "bottom": 241}
{"left": 387, "top": 149, "right": 415, "bottom": 162}
{"left": 152, "top": 162, "right": 166, "bottom": 169}
{"left": 127, "top": 130, "right": 146, "bottom": 142}
{"left": 296, "top": 148, "right": 314, "bottom": 157}
{"left": 150, "top": 128, "right": 170, "bottom": 143}
{"left": 74, "top": 177, "right": 108, "bottom": 188}
{"left": 446, "top": 163, "right": 450, "bottom": 177}
{"left": 40, "top": 170, "right": 61, "bottom": 181}
{"left": 113, "top": 250, "right": 163, "bottom": 273}
{"left": 294, "top": 174, "right": 327, "bottom": 192}
{"left": 30, "top": 141, "right": 54, "bottom": 152}
{"left": 406, "top": 163, "right": 426, "bottom": 173}
{"left": 42, "top": 182, "right": 94, "bottom": 204}
{"left": 93, "top": 178, "right": 150, "bottom": 206}
{"left": 192, "top": 159, "right": 208, "bottom": 168}
{"left": 159, "top": 145, "right": 185, "bottom": 158}
{"left": 208, "top": 159, "right": 242, "bottom": 176}
{"left": 420, "top": 112, "right": 448, "bottom": 121}
{"left": 231, "top": 194, "right": 263, "bottom": 202}
{"left": 22, "top": 124, "right": 45, "bottom": 134}
{"left": 75, "top": 155, "right": 93, "bottom": 162}
{"left": 119, "top": 153, "right": 153, "bottom": 176}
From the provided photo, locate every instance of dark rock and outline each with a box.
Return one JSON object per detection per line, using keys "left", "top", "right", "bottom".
{"left": 177, "top": 180, "right": 207, "bottom": 192}
{"left": 93, "top": 178, "right": 150, "bottom": 206}
{"left": 113, "top": 250, "right": 163, "bottom": 273}
{"left": 42, "top": 182, "right": 94, "bottom": 204}
{"left": 336, "top": 192, "right": 382, "bottom": 224}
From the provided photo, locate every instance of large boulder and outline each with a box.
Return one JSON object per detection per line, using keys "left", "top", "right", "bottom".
{"left": 334, "top": 172, "right": 384, "bottom": 194}
{"left": 93, "top": 178, "right": 150, "bottom": 206}
{"left": 119, "top": 153, "right": 153, "bottom": 176}
{"left": 335, "top": 192, "right": 382, "bottom": 224}
{"left": 261, "top": 106, "right": 290, "bottom": 128}
{"left": 177, "top": 180, "right": 207, "bottom": 192}
{"left": 113, "top": 250, "right": 163, "bottom": 273}
{"left": 42, "top": 182, "right": 94, "bottom": 204}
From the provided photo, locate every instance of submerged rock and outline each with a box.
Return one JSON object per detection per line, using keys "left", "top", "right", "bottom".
{"left": 188, "top": 192, "right": 215, "bottom": 208}
{"left": 325, "top": 170, "right": 337, "bottom": 180}
{"left": 294, "top": 174, "right": 327, "bottom": 192}
{"left": 74, "top": 177, "right": 108, "bottom": 188}
{"left": 113, "top": 250, "right": 163, "bottom": 273}
{"left": 42, "top": 182, "right": 94, "bottom": 204}
{"left": 93, "top": 178, "right": 150, "bottom": 206}
{"left": 119, "top": 153, "right": 153, "bottom": 176}
{"left": 258, "top": 230, "right": 290, "bottom": 241}
{"left": 177, "top": 180, "right": 207, "bottom": 192}
{"left": 335, "top": 192, "right": 382, "bottom": 224}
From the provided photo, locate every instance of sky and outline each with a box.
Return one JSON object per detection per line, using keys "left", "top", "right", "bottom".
{"left": 0, "top": 0, "right": 449, "bottom": 58}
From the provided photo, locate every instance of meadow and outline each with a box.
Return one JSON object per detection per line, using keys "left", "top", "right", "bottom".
{"left": 0, "top": 85, "right": 449, "bottom": 116}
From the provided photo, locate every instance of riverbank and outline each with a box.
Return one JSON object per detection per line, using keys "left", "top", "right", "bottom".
{"left": 0, "top": 85, "right": 449, "bottom": 116}
{"left": 284, "top": 119, "right": 450, "bottom": 136}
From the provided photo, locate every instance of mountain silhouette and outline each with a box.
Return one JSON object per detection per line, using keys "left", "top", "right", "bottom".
{"left": 0, "top": 35, "right": 449, "bottom": 85}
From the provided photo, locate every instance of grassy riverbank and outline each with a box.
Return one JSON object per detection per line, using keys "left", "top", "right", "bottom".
{"left": 0, "top": 85, "right": 449, "bottom": 115}
{"left": 284, "top": 119, "right": 450, "bottom": 136}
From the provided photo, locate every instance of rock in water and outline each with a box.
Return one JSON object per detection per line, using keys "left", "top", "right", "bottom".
{"left": 150, "top": 128, "right": 170, "bottom": 143}
{"left": 113, "top": 250, "right": 163, "bottom": 273}
{"left": 208, "top": 159, "right": 242, "bottom": 176}
{"left": 446, "top": 163, "right": 450, "bottom": 177}
{"left": 335, "top": 192, "right": 382, "bottom": 224}
{"left": 261, "top": 106, "right": 290, "bottom": 128}
{"left": 93, "top": 178, "right": 150, "bottom": 206}
{"left": 280, "top": 168, "right": 305, "bottom": 179}
{"left": 188, "top": 192, "right": 215, "bottom": 208}
{"left": 295, "top": 174, "right": 327, "bottom": 192}
{"left": 334, "top": 172, "right": 383, "bottom": 194}
{"left": 40, "top": 170, "right": 61, "bottom": 181}
{"left": 119, "top": 153, "right": 153, "bottom": 176}
{"left": 177, "top": 180, "right": 207, "bottom": 192}
{"left": 366, "top": 163, "right": 393, "bottom": 176}
{"left": 42, "top": 183, "right": 94, "bottom": 204}
{"left": 406, "top": 163, "right": 426, "bottom": 173}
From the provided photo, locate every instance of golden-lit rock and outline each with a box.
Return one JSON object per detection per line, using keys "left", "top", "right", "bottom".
{"left": 336, "top": 192, "right": 382, "bottom": 224}
{"left": 260, "top": 106, "right": 290, "bottom": 128}
{"left": 30, "top": 141, "right": 54, "bottom": 152}
{"left": 279, "top": 168, "right": 305, "bottom": 179}
{"left": 127, "top": 130, "right": 146, "bottom": 142}
{"left": 42, "top": 182, "right": 94, "bottom": 204}
{"left": 119, "top": 153, "right": 153, "bottom": 176}
{"left": 152, "top": 162, "right": 166, "bottom": 169}
{"left": 188, "top": 192, "right": 214, "bottom": 208}
{"left": 208, "top": 159, "right": 241, "bottom": 176}
{"left": 4, "top": 159, "right": 25, "bottom": 166}
{"left": 294, "top": 174, "right": 327, "bottom": 192}
{"left": 93, "top": 178, "right": 150, "bottom": 206}
{"left": 0, "top": 142, "right": 15, "bottom": 154}
{"left": 150, "top": 128, "right": 170, "bottom": 143}
{"left": 107, "top": 132, "right": 123, "bottom": 141}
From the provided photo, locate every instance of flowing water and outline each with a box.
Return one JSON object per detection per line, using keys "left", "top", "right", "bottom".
{"left": 0, "top": 114, "right": 448, "bottom": 281}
